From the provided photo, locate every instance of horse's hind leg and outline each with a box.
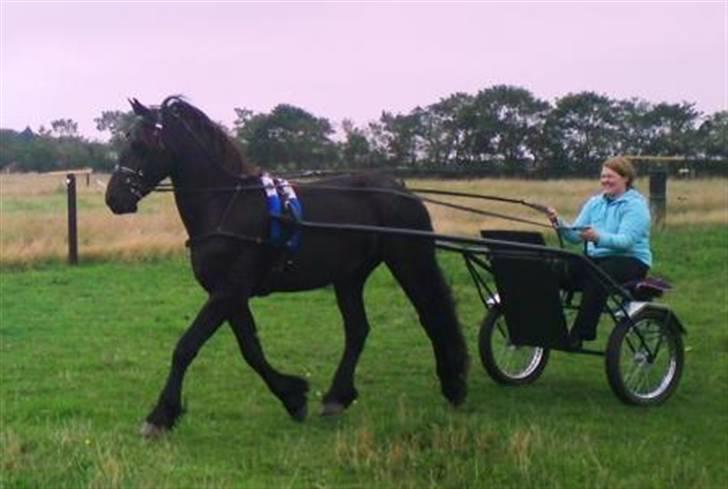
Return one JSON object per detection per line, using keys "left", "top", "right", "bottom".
{"left": 321, "top": 278, "right": 371, "bottom": 416}
{"left": 385, "top": 241, "right": 469, "bottom": 406}
{"left": 228, "top": 303, "right": 309, "bottom": 421}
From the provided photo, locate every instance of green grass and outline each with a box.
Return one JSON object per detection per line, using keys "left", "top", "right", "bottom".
{"left": 1, "top": 226, "right": 726, "bottom": 488}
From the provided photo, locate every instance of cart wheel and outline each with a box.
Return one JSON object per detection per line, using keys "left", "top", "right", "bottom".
{"left": 606, "top": 308, "right": 684, "bottom": 405}
{"left": 479, "top": 307, "right": 549, "bottom": 385}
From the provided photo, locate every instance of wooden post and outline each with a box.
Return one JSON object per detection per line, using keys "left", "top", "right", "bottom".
{"left": 625, "top": 156, "right": 679, "bottom": 228}
{"left": 648, "top": 163, "right": 667, "bottom": 227}
{"left": 66, "top": 173, "right": 78, "bottom": 265}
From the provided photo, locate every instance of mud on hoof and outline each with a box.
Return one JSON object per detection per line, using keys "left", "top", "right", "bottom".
{"left": 140, "top": 421, "right": 169, "bottom": 440}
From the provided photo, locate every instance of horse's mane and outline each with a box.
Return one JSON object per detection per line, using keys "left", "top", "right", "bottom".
{"left": 160, "top": 96, "right": 258, "bottom": 177}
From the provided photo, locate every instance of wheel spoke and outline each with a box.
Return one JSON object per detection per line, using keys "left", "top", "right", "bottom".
{"left": 623, "top": 356, "right": 642, "bottom": 389}
{"left": 492, "top": 317, "right": 543, "bottom": 379}
{"left": 480, "top": 309, "right": 550, "bottom": 386}
{"left": 495, "top": 322, "right": 509, "bottom": 342}
{"left": 619, "top": 318, "right": 678, "bottom": 400}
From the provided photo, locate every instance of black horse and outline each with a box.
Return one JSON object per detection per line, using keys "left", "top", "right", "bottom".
{"left": 105, "top": 97, "right": 468, "bottom": 437}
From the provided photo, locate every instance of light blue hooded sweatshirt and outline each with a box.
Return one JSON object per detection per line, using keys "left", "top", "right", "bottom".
{"left": 557, "top": 188, "right": 652, "bottom": 267}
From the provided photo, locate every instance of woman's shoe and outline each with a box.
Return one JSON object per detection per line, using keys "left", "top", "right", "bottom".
{"left": 581, "top": 331, "right": 597, "bottom": 342}
{"left": 567, "top": 329, "right": 583, "bottom": 350}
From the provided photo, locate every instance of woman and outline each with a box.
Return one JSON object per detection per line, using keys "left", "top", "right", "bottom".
{"left": 547, "top": 156, "right": 652, "bottom": 348}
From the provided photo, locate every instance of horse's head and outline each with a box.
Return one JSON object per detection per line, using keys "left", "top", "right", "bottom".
{"left": 105, "top": 98, "right": 174, "bottom": 214}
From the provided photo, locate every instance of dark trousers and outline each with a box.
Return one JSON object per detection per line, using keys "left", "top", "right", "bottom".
{"left": 569, "top": 256, "right": 649, "bottom": 340}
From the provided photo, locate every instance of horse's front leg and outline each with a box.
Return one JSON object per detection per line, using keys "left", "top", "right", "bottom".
{"left": 141, "top": 293, "right": 232, "bottom": 438}
{"left": 228, "top": 303, "right": 309, "bottom": 421}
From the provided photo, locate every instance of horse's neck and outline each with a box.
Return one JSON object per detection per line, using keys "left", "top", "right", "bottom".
{"left": 171, "top": 159, "right": 258, "bottom": 239}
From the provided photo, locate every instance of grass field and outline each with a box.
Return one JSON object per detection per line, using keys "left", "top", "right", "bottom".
{"left": 1, "top": 233, "right": 727, "bottom": 487}
{"left": 1, "top": 173, "right": 727, "bottom": 488}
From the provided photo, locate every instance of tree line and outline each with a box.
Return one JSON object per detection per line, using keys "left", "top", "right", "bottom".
{"left": 1, "top": 85, "right": 726, "bottom": 177}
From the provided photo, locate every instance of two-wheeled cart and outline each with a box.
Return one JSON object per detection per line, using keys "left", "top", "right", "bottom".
{"left": 295, "top": 187, "right": 685, "bottom": 406}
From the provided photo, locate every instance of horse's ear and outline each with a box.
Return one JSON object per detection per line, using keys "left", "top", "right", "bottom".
{"left": 129, "top": 98, "right": 151, "bottom": 117}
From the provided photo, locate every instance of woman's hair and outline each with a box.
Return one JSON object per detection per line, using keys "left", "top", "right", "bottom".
{"left": 603, "top": 156, "right": 637, "bottom": 188}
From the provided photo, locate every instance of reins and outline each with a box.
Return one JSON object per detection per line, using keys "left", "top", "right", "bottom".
{"left": 146, "top": 101, "right": 559, "bottom": 245}
{"left": 153, "top": 180, "right": 556, "bottom": 230}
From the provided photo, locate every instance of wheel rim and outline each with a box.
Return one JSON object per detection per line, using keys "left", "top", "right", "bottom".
{"left": 492, "top": 315, "right": 544, "bottom": 379}
{"left": 619, "top": 317, "right": 678, "bottom": 400}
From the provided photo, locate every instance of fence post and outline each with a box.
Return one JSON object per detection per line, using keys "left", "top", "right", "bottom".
{"left": 66, "top": 173, "right": 78, "bottom": 265}
{"left": 648, "top": 163, "right": 667, "bottom": 228}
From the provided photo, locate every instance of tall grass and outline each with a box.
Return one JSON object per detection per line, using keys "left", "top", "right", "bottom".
{"left": 0, "top": 173, "right": 183, "bottom": 265}
{"left": 1, "top": 173, "right": 726, "bottom": 266}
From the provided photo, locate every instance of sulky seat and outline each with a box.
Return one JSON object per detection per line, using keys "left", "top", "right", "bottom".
{"left": 481, "top": 230, "right": 571, "bottom": 350}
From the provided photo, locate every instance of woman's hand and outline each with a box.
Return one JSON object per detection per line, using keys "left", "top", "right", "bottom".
{"left": 580, "top": 227, "right": 599, "bottom": 243}
{"left": 546, "top": 207, "right": 559, "bottom": 223}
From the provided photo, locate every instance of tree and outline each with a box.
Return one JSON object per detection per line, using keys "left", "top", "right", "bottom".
{"left": 363, "top": 120, "right": 389, "bottom": 166}
{"left": 640, "top": 102, "right": 701, "bottom": 156}
{"left": 0, "top": 129, "right": 57, "bottom": 172}
{"left": 340, "top": 119, "right": 374, "bottom": 168}
{"left": 50, "top": 118, "right": 79, "bottom": 138}
{"left": 235, "top": 104, "right": 337, "bottom": 169}
{"left": 421, "top": 93, "right": 474, "bottom": 166}
{"left": 232, "top": 107, "right": 262, "bottom": 158}
{"left": 615, "top": 98, "right": 653, "bottom": 155}
{"left": 379, "top": 110, "right": 422, "bottom": 166}
{"left": 464, "top": 85, "right": 549, "bottom": 174}
{"left": 541, "top": 92, "right": 621, "bottom": 177}
{"left": 696, "top": 111, "right": 728, "bottom": 158}
{"left": 94, "top": 110, "right": 136, "bottom": 151}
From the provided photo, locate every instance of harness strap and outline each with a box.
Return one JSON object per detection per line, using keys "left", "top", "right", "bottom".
{"left": 185, "top": 231, "right": 265, "bottom": 248}
{"left": 261, "top": 173, "right": 303, "bottom": 253}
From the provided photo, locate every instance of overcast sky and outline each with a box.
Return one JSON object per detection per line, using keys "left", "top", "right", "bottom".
{"left": 1, "top": 1, "right": 725, "bottom": 140}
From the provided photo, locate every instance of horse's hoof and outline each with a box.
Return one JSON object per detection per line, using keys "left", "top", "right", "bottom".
{"left": 290, "top": 404, "right": 308, "bottom": 422}
{"left": 140, "top": 421, "right": 168, "bottom": 439}
{"left": 320, "top": 402, "right": 346, "bottom": 417}
{"left": 442, "top": 381, "right": 467, "bottom": 407}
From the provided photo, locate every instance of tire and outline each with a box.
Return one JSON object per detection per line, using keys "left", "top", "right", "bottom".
{"left": 478, "top": 307, "right": 550, "bottom": 385}
{"left": 606, "top": 308, "right": 684, "bottom": 406}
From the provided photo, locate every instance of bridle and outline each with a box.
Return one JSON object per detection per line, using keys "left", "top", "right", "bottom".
{"left": 112, "top": 119, "right": 166, "bottom": 199}
{"left": 112, "top": 164, "right": 151, "bottom": 200}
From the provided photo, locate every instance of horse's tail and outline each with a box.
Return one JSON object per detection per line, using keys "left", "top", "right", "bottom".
{"left": 381, "top": 220, "right": 469, "bottom": 406}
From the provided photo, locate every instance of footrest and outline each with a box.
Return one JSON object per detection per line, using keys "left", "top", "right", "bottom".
{"left": 624, "top": 277, "right": 672, "bottom": 300}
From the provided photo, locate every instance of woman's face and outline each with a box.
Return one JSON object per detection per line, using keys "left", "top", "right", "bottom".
{"left": 600, "top": 166, "right": 628, "bottom": 197}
